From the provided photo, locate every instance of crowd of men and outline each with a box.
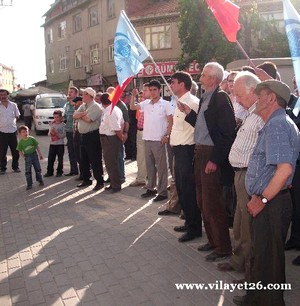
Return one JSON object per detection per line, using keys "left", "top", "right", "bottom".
{"left": 0, "top": 59, "right": 300, "bottom": 306}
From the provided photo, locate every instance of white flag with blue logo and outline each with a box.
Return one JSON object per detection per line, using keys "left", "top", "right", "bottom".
{"left": 114, "top": 11, "right": 150, "bottom": 86}
{"left": 284, "top": 0, "right": 300, "bottom": 116}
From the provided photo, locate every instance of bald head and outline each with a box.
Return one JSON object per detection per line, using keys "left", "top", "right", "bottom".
{"left": 233, "top": 71, "right": 261, "bottom": 109}
{"left": 106, "top": 87, "right": 115, "bottom": 94}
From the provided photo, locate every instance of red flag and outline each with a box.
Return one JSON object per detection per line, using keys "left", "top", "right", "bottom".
{"left": 109, "top": 77, "right": 133, "bottom": 113}
{"left": 206, "top": 0, "right": 241, "bottom": 42}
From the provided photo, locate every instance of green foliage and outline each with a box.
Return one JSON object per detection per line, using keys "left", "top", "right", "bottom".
{"left": 177, "top": 0, "right": 238, "bottom": 70}
{"left": 177, "top": 0, "right": 293, "bottom": 70}
{"left": 254, "top": 21, "right": 290, "bottom": 57}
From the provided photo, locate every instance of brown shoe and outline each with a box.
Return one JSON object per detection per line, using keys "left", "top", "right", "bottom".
{"left": 217, "top": 262, "right": 234, "bottom": 272}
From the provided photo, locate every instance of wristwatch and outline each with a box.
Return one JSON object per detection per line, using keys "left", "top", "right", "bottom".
{"left": 259, "top": 194, "right": 269, "bottom": 204}
{"left": 165, "top": 135, "right": 170, "bottom": 138}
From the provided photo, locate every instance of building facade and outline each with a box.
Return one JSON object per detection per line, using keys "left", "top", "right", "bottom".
{"left": 42, "top": 0, "right": 193, "bottom": 92}
{"left": 0, "top": 63, "right": 15, "bottom": 93}
{"left": 42, "top": 0, "right": 294, "bottom": 92}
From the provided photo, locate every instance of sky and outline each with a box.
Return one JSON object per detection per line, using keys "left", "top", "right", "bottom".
{"left": 0, "top": 0, "right": 54, "bottom": 88}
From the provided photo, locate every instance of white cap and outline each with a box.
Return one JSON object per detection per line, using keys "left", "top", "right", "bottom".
{"left": 81, "top": 87, "right": 96, "bottom": 99}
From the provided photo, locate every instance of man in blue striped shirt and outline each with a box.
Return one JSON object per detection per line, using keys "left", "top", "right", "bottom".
{"left": 235, "top": 80, "right": 300, "bottom": 306}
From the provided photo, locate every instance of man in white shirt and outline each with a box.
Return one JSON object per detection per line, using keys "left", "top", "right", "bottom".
{"left": 130, "top": 80, "right": 173, "bottom": 202}
{"left": 0, "top": 89, "right": 21, "bottom": 174}
{"left": 99, "top": 93, "right": 124, "bottom": 193}
{"left": 169, "top": 71, "right": 202, "bottom": 242}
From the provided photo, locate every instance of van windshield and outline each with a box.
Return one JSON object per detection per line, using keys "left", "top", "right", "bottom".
{"left": 36, "top": 97, "right": 67, "bottom": 109}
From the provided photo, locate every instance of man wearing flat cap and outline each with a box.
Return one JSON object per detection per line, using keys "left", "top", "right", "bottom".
{"left": 234, "top": 80, "right": 300, "bottom": 306}
{"left": 73, "top": 87, "right": 104, "bottom": 191}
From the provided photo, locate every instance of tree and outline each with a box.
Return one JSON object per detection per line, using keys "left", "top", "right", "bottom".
{"left": 254, "top": 20, "right": 290, "bottom": 58}
{"left": 177, "top": 0, "right": 295, "bottom": 71}
{"left": 238, "top": 1, "right": 290, "bottom": 58}
{"left": 177, "top": 0, "right": 239, "bottom": 70}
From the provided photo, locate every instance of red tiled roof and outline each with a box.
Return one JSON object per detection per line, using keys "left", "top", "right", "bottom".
{"left": 126, "top": 0, "right": 179, "bottom": 18}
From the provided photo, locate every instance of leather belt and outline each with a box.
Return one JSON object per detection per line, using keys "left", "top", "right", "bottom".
{"left": 137, "top": 128, "right": 143, "bottom": 131}
{"left": 233, "top": 167, "right": 248, "bottom": 171}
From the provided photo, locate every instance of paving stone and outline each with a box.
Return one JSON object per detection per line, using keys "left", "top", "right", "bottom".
{"left": 11, "top": 287, "right": 28, "bottom": 303}
{"left": 41, "top": 281, "right": 59, "bottom": 296}
{"left": 8, "top": 276, "right": 25, "bottom": 290}
{"left": 0, "top": 132, "right": 299, "bottom": 306}
{"left": 28, "top": 290, "right": 46, "bottom": 305}
{"left": 0, "top": 295, "right": 11, "bottom": 306}
{"left": 59, "top": 286, "right": 78, "bottom": 300}
{"left": 44, "top": 294, "right": 63, "bottom": 306}
{"left": 25, "top": 278, "right": 42, "bottom": 292}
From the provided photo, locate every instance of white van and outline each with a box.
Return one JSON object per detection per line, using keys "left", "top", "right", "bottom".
{"left": 33, "top": 93, "right": 67, "bottom": 134}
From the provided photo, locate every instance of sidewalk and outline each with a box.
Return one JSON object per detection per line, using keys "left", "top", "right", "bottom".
{"left": 0, "top": 131, "right": 299, "bottom": 306}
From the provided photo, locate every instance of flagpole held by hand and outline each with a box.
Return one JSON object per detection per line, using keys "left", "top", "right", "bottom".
{"left": 148, "top": 54, "right": 175, "bottom": 97}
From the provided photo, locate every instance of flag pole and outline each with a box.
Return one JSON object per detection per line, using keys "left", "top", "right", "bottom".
{"left": 121, "top": 10, "right": 175, "bottom": 97}
{"left": 236, "top": 40, "right": 255, "bottom": 67}
{"left": 148, "top": 54, "right": 175, "bottom": 97}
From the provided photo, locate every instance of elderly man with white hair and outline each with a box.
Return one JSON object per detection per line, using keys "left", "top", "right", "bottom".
{"left": 217, "top": 71, "right": 263, "bottom": 283}
{"left": 178, "top": 62, "right": 236, "bottom": 261}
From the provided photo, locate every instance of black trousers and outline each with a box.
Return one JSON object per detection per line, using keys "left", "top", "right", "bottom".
{"left": 80, "top": 130, "right": 103, "bottom": 184}
{"left": 66, "top": 131, "right": 78, "bottom": 174}
{"left": 287, "top": 162, "right": 300, "bottom": 247}
{"left": 0, "top": 131, "right": 19, "bottom": 171}
{"left": 173, "top": 145, "right": 202, "bottom": 234}
{"left": 73, "top": 130, "right": 83, "bottom": 176}
{"left": 47, "top": 144, "right": 64, "bottom": 175}
{"left": 249, "top": 192, "right": 292, "bottom": 306}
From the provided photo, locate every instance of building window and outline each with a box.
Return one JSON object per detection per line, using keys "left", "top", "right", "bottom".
{"left": 49, "top": 59, "right": 54, "bottom": 73}
{"left": 88, "top": 5, "right": 99, "bottom": 27}
{"left": 58, "top": 20, "right": 67, "bottom": 39}
{"left": 107, "top": 0, "right": 115, "bottom": 19}
{"left": 90, "top": 44, "right": 100, "bottom": 65}
{"left": 47, "top": 28, "right": 53, "bottom": 44}
{"left": 108, "top": 44, "right": 114, "bottom": 62}
{"left": 73, "top": 13, "right": 82, "bottom": 33}
{"left": 74, "top": 49, "right": 83, "bottom": 68}
{"left": 59, "top": 54, "right": 68, "bottom": 70}
{"left": 145, "top": 24, "right": 171, "bottom": 50}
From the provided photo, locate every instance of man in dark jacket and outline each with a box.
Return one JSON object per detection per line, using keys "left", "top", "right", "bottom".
{"left": 178, "top": 62, "right": 236, "bottom": 261}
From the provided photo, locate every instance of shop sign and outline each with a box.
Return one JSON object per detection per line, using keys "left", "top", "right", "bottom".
{"left": 138, "top": 61, "right": 200, "bottom": 77}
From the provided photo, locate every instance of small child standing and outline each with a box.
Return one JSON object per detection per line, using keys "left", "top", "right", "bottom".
{"left": 44, "top": 110, "right": 66, "bottom": 177}
{"left": 17, "top": 125, "right": 44, "bottom": 190}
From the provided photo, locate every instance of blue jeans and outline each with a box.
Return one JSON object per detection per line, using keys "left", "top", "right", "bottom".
{"left": 25, "top": 152, "right": 43, "bottom": 186}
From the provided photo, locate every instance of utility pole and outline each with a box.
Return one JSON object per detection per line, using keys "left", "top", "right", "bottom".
{"left": 0, "top": 0, "right": 13, "bottom": 6}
